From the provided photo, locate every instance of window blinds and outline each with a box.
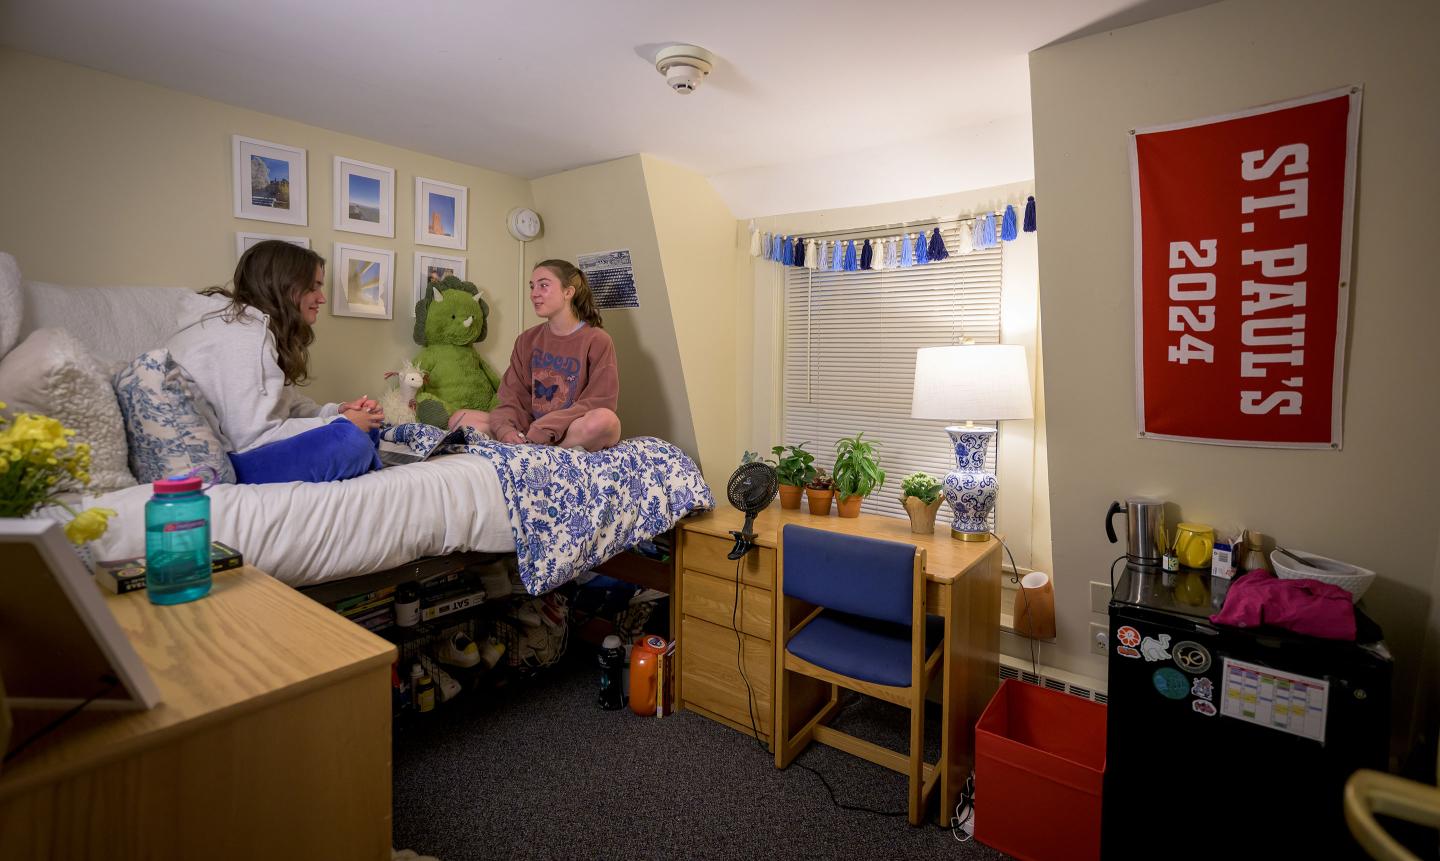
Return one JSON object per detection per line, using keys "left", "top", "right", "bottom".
{"left": 782, "top": 223, "right": 1004, "bottom": 522}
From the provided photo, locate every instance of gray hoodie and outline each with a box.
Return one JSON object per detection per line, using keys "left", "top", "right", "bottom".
{"left": 167, "top": 293, "right": 339, "bottom": 453}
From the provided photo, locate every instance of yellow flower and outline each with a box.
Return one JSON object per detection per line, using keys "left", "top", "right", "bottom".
{"left": 64, "top": 508, "right": 116, "bottom": 545}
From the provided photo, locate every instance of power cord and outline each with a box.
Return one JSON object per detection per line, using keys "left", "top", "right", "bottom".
{"left": 733, "top": 557, "right": 906, "bottom": 819}
{"left": 989, "top": 532, "right": 1039, "bottom": 678}
{"left": 3, "top": 674, "right": 120, "bottom": 764}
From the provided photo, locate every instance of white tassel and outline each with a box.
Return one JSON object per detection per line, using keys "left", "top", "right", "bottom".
{"left": 805, "top": 238, "right": 819, "bottom": 270}
{"left": 958, "top": 221, "right": 975, "bottom": 255}
{"left": 749, "top": 227, "right": 761, "bottom": 257}
{"left": 871, "top": 237, "right": 887, "bottom": 271}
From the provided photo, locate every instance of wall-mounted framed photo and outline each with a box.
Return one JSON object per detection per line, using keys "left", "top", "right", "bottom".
{"left": 412, "top": 252, "right": 467, "bottom": 317}
{"left": 232, "top": 135, "right": 307, "bottom": 225}
{"left": 331, "top": 242, "right": 395, "bottom": 320}
{"left": 235, "top": 232, "right": 311, "bottom": 261}
{"left": 414, "top": 177, "right": 467, "bottom": 250}
{"left": 333, "top": 156, "right": 394, "bottom": 238}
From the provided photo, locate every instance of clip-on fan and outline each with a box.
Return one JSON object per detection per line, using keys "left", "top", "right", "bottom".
{"left": 726, "top": 461, "right": 779, "bottom": 560}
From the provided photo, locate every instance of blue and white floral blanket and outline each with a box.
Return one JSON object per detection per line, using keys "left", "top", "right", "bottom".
{"left": 383, "top": 424, "right": 713, "bottom": 594}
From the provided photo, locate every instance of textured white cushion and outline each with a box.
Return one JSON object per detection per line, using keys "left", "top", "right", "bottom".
{"left": 0, "top": 253, "right": 20, "bottom": 357}
{"left": 113, "top": 348, "right": 235, "bottom": 485}
{"left": 0, "top": 328, "right": 138, "bottom": 492}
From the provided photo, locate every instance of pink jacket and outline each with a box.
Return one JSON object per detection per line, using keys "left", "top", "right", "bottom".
{"left": 1210, "top": 570, "right": 1355, "bottom": 640}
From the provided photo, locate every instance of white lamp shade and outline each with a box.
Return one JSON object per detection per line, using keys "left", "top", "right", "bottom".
{"left": 910, "top": 344, "right": 1034, "bottom": 422}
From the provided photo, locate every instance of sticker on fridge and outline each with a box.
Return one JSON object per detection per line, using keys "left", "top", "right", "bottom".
{"left": 1220, "top": 657, "right": 1328, "bottom": 743}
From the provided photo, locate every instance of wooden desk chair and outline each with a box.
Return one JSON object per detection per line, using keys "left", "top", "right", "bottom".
{"left": 1345, "top": 747, "right": 1440, "bottom": 861}
{"left": 773, "top": 524, "right": 940, "bottom": 825}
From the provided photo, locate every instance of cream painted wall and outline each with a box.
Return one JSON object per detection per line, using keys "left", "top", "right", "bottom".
{"left": 530, "top": 156, "right": 699, "bottom": 461}
{"left": 639, "top": 155, "right": 741, "bottom": 489}
{"left": 744, "top": 181, "right": 1046, "bottom": 565}
{"left": 0, "top": 49, "right": 533, "bottom": 404}
{"left": 1030, "top": 0, "right": 1440, "bottom": 734}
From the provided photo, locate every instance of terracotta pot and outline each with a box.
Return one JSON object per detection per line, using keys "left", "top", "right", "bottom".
{"left": 804, "top": 488, "right": 834, "bottom": 515}
{"left": 902, "top": 496, "right": 943, "bottom": 534}
{"left": 778, "top": 484, "right": 803, "bottom": 510}
{"left": 835, "top": 494, "right": 863, "bottom": 518}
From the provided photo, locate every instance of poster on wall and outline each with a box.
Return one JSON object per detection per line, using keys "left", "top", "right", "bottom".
{"left": 1129, "top": 86, "right": 1361, "bottom": 449}
{"left": 578, "top": 249, "right": 639, "bottom": 310}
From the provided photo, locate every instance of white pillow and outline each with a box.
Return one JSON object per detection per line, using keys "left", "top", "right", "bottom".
{"left": 0, "top": 328, "right": 138, "bottom": 492}
{"left": 0, "top": 252, "right": 20, "bottom": 357}
{"left": 112, "top": 348, "right": 236, "bottom": 485}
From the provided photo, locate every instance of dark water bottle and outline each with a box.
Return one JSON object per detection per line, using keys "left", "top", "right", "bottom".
{"left": 598, "top": 635, "right": 624, "bottom": 710}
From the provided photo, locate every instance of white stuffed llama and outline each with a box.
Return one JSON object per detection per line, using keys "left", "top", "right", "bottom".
{"left": 379, "top": 361, "right": 426, "bottom": 426}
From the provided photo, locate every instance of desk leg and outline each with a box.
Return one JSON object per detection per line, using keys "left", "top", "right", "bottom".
{"left": 936, "top": 543, "right": 1002, "bottom": 824}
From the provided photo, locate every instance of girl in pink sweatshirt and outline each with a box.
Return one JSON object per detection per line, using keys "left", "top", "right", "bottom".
{"left": 448, "top": 259, "right": 620, "bottom": 451}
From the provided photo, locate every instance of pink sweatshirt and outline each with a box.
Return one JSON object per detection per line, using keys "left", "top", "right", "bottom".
{"left": 489, "top": 322, "right": 619, "bottom": 445}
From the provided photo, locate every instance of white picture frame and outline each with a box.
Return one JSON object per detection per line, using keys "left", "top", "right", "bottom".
{"left": 412, "top": 252, "right": 467, "bottom": 317}
{"left": 414, "top": 176, "right": 467, "bottom": 250}
{"left": 333, "top": 156, "right": 395, "bottom": 238}
{"left": 232, "top": 135, "right": 308, "bottom": 225}
{"left": 0, "top": 520, "right": 161, "bottom": 712}
{"left": 235, "top": 232, "right": 311, "bottom": 261}
{"left": 331, "top": 242, "right": 395, "bottom": 320}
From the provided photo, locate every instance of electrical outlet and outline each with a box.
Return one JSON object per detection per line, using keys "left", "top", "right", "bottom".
{"left": 1090, "top": 580, "right": 1111, "bottom": 615}
{"left": 1090, "top": 622, "right": 1109, "bottom": 656}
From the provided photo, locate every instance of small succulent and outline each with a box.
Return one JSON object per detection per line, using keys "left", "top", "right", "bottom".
{"left": 900, "top": 472, "right": 943, "bottom": 505}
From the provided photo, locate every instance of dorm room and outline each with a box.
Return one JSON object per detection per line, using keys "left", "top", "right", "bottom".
{"left": 2, "top": 0, "right": 1439, "bottom": 858}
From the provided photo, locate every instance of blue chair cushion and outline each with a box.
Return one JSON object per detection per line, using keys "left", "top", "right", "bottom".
{"left": 787, "top": 610, "right": 945, "bottom": 687}
{"left": 229, "top": 419, "right": 382, "bottom": 484}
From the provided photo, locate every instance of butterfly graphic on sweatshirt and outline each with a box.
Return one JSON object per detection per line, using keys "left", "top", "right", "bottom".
{"left": 534, "top": 381, "right": 559, "bottom": 401}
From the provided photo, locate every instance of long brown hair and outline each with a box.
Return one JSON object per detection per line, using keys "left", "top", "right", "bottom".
{"left": 535, "top": 259, "right": 603, "bottom": 329}
{"left": 204, "top": 240, "right": 325, "bottom": 385}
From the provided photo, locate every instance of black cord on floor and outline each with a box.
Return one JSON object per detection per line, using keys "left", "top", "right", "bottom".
{"left": 3, "top": 674, "right": 120, "bottom": 764}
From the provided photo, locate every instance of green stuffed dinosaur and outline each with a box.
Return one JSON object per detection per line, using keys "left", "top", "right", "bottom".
{"left": 412, "top": 275, "right": 502, "bottom": 428}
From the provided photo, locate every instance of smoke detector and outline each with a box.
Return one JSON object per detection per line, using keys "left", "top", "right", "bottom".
{"left": 654, "top": 44, "right": 716, "bottom": 95}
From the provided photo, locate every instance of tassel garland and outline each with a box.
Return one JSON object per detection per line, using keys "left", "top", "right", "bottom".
{"left": 927, "top": 227, "right": 948, "bottom": 261}
{"left": 859, "top": 239, "right": 873, "bottom": 270}
{"left": 1023, "top": 196, "right": 1037, "bottom": 233}
{"left": 1001, "top": 205, "right": 1018, "bottom": 242}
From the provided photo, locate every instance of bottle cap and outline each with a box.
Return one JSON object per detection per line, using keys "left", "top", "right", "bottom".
{"left": 153, "top": 475, "right": 203, "bottom": 493}
{"left": 601, "top": 635, "right": 622, "bottom": 649}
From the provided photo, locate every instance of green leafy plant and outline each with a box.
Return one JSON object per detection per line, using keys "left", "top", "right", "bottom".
{"left": 900, "top": 472, "right": 942, "bottom": 505}
{"left": 805, "top": 467, "right": 833, "bottom": 491}
{"left": 770, "top": 443, "right": 817, "bottom": 488}
{"left": 832, "top": 433, "right": 885, "bottom": 501}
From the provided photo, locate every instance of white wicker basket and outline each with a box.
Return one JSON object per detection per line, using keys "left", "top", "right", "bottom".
{"left": 1270, "top": 549, "right": 1375, "bottom": 604}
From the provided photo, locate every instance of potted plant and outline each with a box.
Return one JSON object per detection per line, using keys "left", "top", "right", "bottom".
{"left": 771, "top": 443, "right": 817, "bottom": 509}
{"left": 899, "top": 472, "right": 944, "bottom": 534}
{"left": 832, "top": 433, "right": 885, "bottom": 518}
{"left": 804, "top": 468, "right": 835, "bottom": 516}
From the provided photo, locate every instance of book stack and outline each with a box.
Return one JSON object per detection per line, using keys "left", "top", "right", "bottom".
{"left": 94, "top": 542, "right": 244, "bottom": 593}
{"left": 332, "top": 584, "right": 398, "bottom": 632}
{"left": 418, "top": 568, "right": 486, "bottom": 623}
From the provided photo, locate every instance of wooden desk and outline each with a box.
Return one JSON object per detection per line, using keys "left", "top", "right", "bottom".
{"left": 0, "top": 566, "right": 397, "bottom": 860}
{"left": 674, "top": 504, "right": 1001, "bottom": 823}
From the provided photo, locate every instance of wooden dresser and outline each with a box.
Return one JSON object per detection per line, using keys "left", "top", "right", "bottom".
{"left": 0, "top": 566, "right": 397, "bottom": 860}
{"left": 673, "top": 503, "right": 1002, "bottom": 820}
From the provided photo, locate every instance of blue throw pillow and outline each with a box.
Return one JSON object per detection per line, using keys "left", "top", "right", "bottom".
{"left": 113, "top": 348, "right": 236, "bottom": 484}
{"left": 229, "top": 419, "right": 382, "bottom": 484}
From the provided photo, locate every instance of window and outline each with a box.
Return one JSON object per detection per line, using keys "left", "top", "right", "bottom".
{"left": 782, "top": 224, "right": 1004, "bottom": 521}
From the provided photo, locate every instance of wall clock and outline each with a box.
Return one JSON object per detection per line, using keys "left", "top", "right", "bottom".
{"left": 506, "top": 207, "right": 542, "bottom": 241}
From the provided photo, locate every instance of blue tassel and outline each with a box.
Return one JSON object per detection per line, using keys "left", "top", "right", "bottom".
{"left": 843, "top": 240, "right": 857, "bottom": 271}
{"left": 927, "top": 227, "right": 948, "bottom": 261}
{"left": 830, "top": 240, "right": 843, "bottom": 271}
{"left": 914, "top": 231, "right": 929, "bottom": 265}
{"left": 983, "top": 214, "right": 997, "bottom": 248}
{"left": 761, "top": 233, "right": 772, "bottom": 260}
{"left": 900, "top": 234, "right": 914, "bottom": 267}
{"left": 773, "top": 233, "right": 785, "bottom": 261}
{"left": 794, "top": 236, "right": 806, "bottom": 268}
{"left": 781, "top": 235, "right": 794, "bottom": 266}
{"left": 1023, "top": 196, "right": 1037, "bottom": 232}
{"left": 1001, "top": 206, "right": 1018, "bottom": 241}
{"left": 859, "top": 239, "right": 873, "bottom": 270}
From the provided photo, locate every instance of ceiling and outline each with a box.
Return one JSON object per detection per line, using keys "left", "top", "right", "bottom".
{"left": 0, "top": 0, "right": 1216, "bottom": 217}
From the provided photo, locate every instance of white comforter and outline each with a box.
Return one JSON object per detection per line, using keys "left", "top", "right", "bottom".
{"left": 84, "top": 455, "right": 514, "bottom": 587}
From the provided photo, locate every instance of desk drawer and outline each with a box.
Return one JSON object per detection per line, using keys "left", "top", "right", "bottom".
{"left": 681, "top": 569, "right": 771, "bottom": 641}
{"left": 680, "top": 530, "right": 774, "bottom": 590}
{"left": 681, "top": 616, "right": 772, "bottom": 736}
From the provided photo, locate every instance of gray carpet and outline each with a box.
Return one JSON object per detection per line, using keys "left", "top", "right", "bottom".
{"left": 393, "top": 651, "right": 1011, "bottom": 860}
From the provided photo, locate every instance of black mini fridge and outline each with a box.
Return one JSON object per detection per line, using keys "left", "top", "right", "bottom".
{"left": 1103, "top": 566, "right": 1391, "bottom": 860}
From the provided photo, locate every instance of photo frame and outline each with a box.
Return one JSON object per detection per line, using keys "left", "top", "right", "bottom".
{"left": 232, "top": 135, "right": 307, "bottom": 225}
{"left": 0, "top": 520, "right": 161, "bottom": 713}
{"left": 235, "top": 232, "right": 311, "bottom": 261}
{"left": 414, "top": 176, "right": 467, "bottom": 250}
{"left": 332, "top": 242, "right": 395, "bottom": 319}
{"left": 412, "top": 252, "right": 467, "bottom": 317}
{"left": 333, "top": 156, "right": 395, "bottom": 238}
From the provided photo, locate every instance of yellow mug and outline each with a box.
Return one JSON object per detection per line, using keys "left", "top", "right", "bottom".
{"left": 1173, "top": 522, "right": 1214, "bottom": 569}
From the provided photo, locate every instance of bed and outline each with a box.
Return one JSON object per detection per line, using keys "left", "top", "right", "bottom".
{"left": 1, "top": 256, "right": 713, "bottom": 596}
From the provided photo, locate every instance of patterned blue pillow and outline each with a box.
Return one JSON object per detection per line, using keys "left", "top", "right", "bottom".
{"left": 113, "top": 348, "right": 236, "bottom": 484}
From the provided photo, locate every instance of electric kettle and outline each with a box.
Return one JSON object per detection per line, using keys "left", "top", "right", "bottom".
{"left": 1106, "top": 498, "right": 1167, "bottom": 567}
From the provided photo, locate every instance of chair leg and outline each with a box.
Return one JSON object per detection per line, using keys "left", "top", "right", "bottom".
{"left": 907, "top": 681, "right": 925, "bottom": 826}
{"left": 775, "top": 663, "right": 791, "bottom": 768}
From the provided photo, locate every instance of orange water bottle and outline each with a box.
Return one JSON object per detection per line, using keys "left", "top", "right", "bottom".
{"left": 629, "top": 635, "right": 667, "bottom": 716}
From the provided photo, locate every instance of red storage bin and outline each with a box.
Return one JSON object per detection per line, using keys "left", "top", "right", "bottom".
{"left": 975, "top": 679, "right": 1106, "bottom": 861}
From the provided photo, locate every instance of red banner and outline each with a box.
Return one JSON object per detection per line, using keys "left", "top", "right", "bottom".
{"left": 1130, "top": 88, "right": 1359, "bottom": 448}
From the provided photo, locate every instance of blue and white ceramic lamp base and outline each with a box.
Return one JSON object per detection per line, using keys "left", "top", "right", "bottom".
{"left": 942, "top": 425, "right": 996, "bottom": 542}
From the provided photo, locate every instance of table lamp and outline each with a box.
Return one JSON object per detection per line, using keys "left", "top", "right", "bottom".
{"left": 910, "top": 344, "right": 1033, "bottom": 541}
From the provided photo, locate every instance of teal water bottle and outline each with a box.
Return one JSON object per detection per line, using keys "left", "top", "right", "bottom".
{"left": 145, "top": 475, "right": 212, "bottom": 605}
